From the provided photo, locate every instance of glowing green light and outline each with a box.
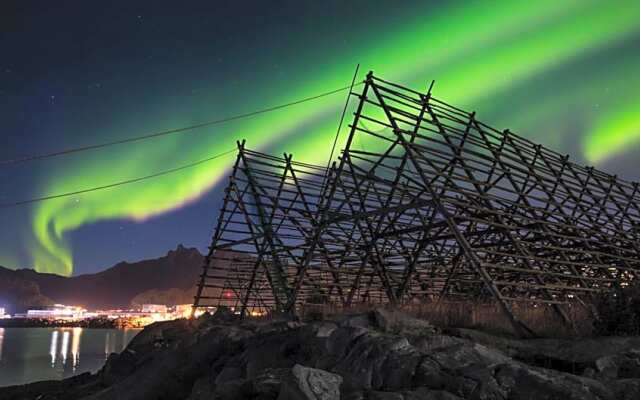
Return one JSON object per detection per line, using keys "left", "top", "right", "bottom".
{"left": 30, "top": 0, "right": 640, "bottom": 275}
{"left": 585, "top": 99, "right": 640, "bottom": 164}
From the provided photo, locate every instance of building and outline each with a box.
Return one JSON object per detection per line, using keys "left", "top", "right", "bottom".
{"left": 141, "top": 304, "right": 168, "bottom": 314}
{"left": 0, "top": 307, "right": 7, "bottom": 319}
{"left": 173, "top": 304, "right": 193, "bottom": 318}
{"left": 26, "top": 304, "right": 85, "bottom": 320}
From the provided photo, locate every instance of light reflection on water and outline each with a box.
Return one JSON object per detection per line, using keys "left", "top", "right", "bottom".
{"left": 61, "top": 330, "right": 70, "bottom": 364}
{"left": 71, "top": 327, "right": 82, "bottom": 369}
{"left": 0, "top": 327, "right": 140, "bottom": 388}
{"left": 0, "top": 328, "right": 4, "bottom": 361}
{"left": 49, "top": 330, "right": 58, "bottom": 365}
{"left": 104, "top": 330, "right": 118, "bottom": 357}
{"left": 48, "top": 328, "right": 84, "bottom": 371}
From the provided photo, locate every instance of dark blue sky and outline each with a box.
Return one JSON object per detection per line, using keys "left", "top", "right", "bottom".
{"left": 1, "top": 1, "right": 639, "bottom": 275}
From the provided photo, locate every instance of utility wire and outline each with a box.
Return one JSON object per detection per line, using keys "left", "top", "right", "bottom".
{"left": 0, "top": 148, "right": 236, "bottom": 208}
{"left": 320, "top": 65, "right": 360, "bottom": 196}
{"left": 1, "top": 82, "right": 364, "bottom": 166}
{"left": 327, "top": 65, "right": 360, "bottom": 172}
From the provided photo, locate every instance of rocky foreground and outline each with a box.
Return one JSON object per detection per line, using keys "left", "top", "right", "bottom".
{"left": 3, "top": 310, "right": 640, "bottom": 400}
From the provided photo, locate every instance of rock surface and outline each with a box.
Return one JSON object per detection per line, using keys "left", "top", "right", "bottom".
{"left": 279, "top": 364, "right": 342, "bottom": 400}
{"left": 2, "top": 309, "right": 640, "bottom": 399}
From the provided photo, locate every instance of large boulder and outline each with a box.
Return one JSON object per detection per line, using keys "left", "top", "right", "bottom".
{"left": 100, "top": 349, "right": 138, "bottom": 386}
{"left": 213, "top": 378, "right": 253, "bottom": 400}
{"left": 88, "top": 322, "right": 252, "bottom": 400}
{"left": 410, "top": 336, "right": 616, "bottom": 399}
{"left": 493, "top": 363, "right": 614, "bottom": 400}
{"left": 368, "top": 391, "right": 404, "bottom": 400}
{"left": 314, "top": 321, "right": 339, "bottom": 338}
{"left": 187, "top": 376, "right": 214, "bottom": 400}
{"left": 323, "top": 326, "right": 368, "bottom": 365}
{"left": 595, "top": 350, "right": 640, "bottom": 380}
{"left": 614, "top": 379, "right": 640, "bottom": 400}
{"left": 339, "top": 313, "right": 372, "bottom": 329}
{"left": 449, "top": 327, "right": 640, "bottom": 375}
{"left": 253, "top": 368, "right": 291, "bottom": 399}
{"left": 329, "top": 328, "right": 420, "bottom": 391}
{"left": 372, "top": 308, "right": 435, "bottom": 336}
{"left": 278, "top": 364, "right": 342, "bottom": 400}
{"left": 401, "top": 388, "right": 463, "bottom": 400}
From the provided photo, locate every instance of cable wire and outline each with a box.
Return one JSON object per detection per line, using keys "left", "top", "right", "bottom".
{"left": 1, "top": 82, "right": 363, "bottom": 166}
{"left": 0, "top": 149, "right": 236, "bottom": 208}
{"left": 320, "top": 65, "right": 360, "bottom": 196}
{"left": 327, "top": 65, "right": 360, "bottom": 172}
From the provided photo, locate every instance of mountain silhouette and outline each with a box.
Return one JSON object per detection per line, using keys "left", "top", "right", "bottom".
{"left": 0, "top": 245, "right": 205, "bottom": 313}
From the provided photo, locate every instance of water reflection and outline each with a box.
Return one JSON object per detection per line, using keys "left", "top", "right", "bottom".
{"left": 0, "top": 328, "right": 4, "bottom": 361}
{"left": 0, "top": 327, "right": 141, "bottom": 387}
{"left": 104, "top": 330, "right": 112, "bottom": 357}
{"left": 48, "top": 328, "right": 83, "bottom": 367}
{"left": 71, "top": 328, "right": 82, "bottom": 370}
{"left": 49, "top": 330, "right": 58, "bottom": 365}
{"left": 61, "top": 331, "right": 69, "bottom": 364}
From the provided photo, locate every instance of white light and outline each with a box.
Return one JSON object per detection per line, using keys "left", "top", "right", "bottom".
{"left": 104, "top": 332, "right": 111, "bottom": 357}
{"left": 50, "top": 331, "right": 59, "bottom": 366}
{"left": 71, "top": 328, "right": 82, "bottom": 369}
{"left": 0, "top": 328, "right": 4, "bottom": 361}
{"left": 61, "top": 331, "right": 70, "bottom": 364}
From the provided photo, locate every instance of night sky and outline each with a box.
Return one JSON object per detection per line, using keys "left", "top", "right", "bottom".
{"left": 1, "top": 1, "right": 640, "bottom": 276}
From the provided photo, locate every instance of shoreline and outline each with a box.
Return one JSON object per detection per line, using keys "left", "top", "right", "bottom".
{"left": 0, "top": 317, "right": 148, "bottom": 329}
{"left": 3, "top": 310, "right": 640, "bottom": 399}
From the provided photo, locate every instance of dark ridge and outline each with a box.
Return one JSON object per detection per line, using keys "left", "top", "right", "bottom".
{"left": 0, "top": 245, "right": 204, "bottom": 312}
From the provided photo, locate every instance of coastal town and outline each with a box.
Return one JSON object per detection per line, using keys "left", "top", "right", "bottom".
{"left": 0, "top": 303, "right": 212, "bottom": 328}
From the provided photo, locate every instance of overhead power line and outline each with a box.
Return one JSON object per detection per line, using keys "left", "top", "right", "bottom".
{"left": 1, "top": 82, "right": 364, "bottom": 166}
{"left": 322, "top": 64, "right": 360, "bottom": 194}
{"left": 0, "top": 148, "right": 236, "bottom": 208}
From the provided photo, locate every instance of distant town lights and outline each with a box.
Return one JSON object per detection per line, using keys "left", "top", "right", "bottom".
{"left": 26, "top": 304, "right": 86, "bottom": 320}
{"left": 11, "top": 303, "right": 209, "bottom": 327}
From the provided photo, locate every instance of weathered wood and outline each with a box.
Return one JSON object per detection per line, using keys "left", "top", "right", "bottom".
{"left": 192, "top": 73, "right": 640, "bottom": 336}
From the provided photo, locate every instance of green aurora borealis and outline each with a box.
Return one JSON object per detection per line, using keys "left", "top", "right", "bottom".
{"left": 9, "top": 1, "right": 640, "bottom": 275}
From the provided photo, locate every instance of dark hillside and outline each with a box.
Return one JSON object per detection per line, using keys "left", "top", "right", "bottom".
{"left": 0, "top": 245, "right": 204, "bottom": 311}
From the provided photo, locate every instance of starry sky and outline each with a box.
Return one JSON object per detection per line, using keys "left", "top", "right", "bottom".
{"left": 1, "top": 0, "right": 640, "bottom": 276}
